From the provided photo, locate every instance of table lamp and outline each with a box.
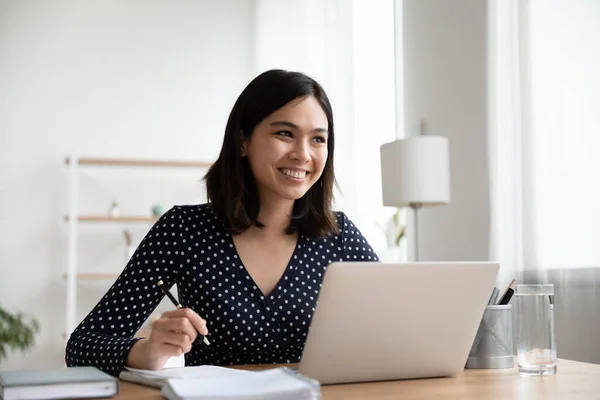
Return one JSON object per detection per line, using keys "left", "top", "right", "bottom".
{"left": 380, "top": 135, "right": 451, "bottom": 261}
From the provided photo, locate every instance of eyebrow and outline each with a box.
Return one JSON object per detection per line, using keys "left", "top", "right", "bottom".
{"left": 270, "top": 121, "right": 328, "bottom": 134}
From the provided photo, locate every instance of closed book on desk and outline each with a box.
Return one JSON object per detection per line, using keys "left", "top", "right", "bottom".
{"left": 161, "top": 368, "right": 320, "bottom": 400}
{"left": 0, "top": 366, "right": 118, "bottom": 400}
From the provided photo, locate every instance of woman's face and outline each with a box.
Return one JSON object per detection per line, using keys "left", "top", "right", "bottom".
{"left": 242, "top": 95, "right": 329, "bottom": 205}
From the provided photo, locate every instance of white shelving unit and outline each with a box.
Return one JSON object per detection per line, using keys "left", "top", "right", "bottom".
{"left": 64, "top": 155, "right": 212, "bottom": 337}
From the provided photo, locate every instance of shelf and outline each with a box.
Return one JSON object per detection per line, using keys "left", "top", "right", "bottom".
{"left": 63, "top": 155, "right": 209, "bottom": 337}
{"left": 64, "top": 273, "right": 120, "bottom": 280}
{"left": 64, "top": 215, "right": 158, "bottom": 223}
{"left": 65, "top": 157, "right": 212, "bottom": 168}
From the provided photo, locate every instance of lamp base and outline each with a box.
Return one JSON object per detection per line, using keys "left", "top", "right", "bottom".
{"left": 409, "top": 203, "right": 423, "bottom": 262}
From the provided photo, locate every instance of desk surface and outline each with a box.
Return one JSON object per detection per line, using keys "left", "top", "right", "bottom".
{"left": 114, "top": 358, "right": 600, "bottom": 399}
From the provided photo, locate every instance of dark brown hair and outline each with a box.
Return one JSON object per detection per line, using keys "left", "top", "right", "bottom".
{"left": 204, "top": 69, "right": 338, "bottom": 238}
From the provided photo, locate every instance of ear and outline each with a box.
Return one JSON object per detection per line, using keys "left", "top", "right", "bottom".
{"left": 240, "top": 130, "right": 247, "bottom": 157}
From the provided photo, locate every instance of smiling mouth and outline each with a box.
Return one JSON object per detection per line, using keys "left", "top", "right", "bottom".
{"left": 279, "top": 168, "right": 309, "bottom": 179}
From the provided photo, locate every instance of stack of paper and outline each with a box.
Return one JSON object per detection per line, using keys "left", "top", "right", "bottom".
{"left": 161, "top": 368, "right": 320, "bottom": 400}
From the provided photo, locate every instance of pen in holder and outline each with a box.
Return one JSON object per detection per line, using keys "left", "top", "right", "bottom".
{"left": 466, "top": 304, "right": 514, "bottom": 369}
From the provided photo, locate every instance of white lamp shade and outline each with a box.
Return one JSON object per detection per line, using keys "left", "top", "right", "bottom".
{"left": 380, "top": 136, "right": 451, "bottom": 207}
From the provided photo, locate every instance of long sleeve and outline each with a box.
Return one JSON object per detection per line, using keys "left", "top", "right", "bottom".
{"left": 338, "top": 212, "right": 380, "bottom": 262}
{"left": 65, "top": 206, "right": 185, "bottom": 376}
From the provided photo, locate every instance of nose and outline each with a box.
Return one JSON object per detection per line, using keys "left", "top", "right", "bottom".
{"left": 290, "top": 140, "right": 310, "bottom": 163}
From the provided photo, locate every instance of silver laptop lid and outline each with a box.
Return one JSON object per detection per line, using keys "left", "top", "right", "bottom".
{"left": 298, "top": 262, "right": 499, "bottom": 384}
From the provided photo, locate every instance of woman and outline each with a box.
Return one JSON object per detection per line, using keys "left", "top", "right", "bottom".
{"left": 65, "top": 69, "right": 379, "bottom": 375}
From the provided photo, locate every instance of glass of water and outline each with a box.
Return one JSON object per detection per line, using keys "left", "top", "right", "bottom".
{"left": 514, "top": 284, "right": 557, "bottom": 375}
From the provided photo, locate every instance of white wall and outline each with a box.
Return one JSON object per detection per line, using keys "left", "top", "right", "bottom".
{"left": 402, "top": 0, "right": 490, "bottom": 262}
{"left": 0, "top": 0, "right": 254, "bottom": 369}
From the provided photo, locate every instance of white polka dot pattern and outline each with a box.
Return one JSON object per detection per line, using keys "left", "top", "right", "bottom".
{"left": 65, "top": 204, "right": 379, "bottom": 375}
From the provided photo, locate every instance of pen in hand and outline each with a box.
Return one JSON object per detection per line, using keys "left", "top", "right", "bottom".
{"left": 157, "top": 280, "right": 211, "bottom": 346}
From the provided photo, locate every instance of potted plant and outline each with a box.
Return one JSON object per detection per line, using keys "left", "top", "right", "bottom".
{"left": 0, "top": 305, "right": 39, "bottom": 362}
{"left": 377, "top": 208, "right": 406, "bottom": 261}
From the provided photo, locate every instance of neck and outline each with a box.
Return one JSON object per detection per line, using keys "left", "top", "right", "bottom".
{"left": 255, "top": 197, "right": 295, "bottom": 236}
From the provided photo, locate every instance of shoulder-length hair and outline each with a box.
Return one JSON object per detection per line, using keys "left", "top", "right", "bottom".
{"left": 204, "top": 69, "right": 338, "bottom": 238}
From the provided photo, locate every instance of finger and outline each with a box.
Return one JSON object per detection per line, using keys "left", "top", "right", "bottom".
{"left": 180, "top": 308, "right": 209, "bottom": 336}
{"left": 149, "top": 327, "right": 194, "bottom": 354}
{"left": 167, "top": 317, "right": 199, "bottom": 342}
{"left": 161, "top": 309, "right": 207, "bottom": 326}
{"left": 161, "top": 331, "right": 194, "bottom": 354}
{"left": 160, "top": 309, "right": 189, "bottom": 319}
{"left": 153, "top": 317, "right": 197, "bottom": 342}
{"left": 153, "top": 342, "right": 186, "bottom": 358}
{"left": 161, "top": 308, "right": 208, "bottom": 336}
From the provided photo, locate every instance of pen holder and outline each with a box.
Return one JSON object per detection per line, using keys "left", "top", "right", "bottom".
{"left": 466, "top": 305, "right": 514, "bottom": 369}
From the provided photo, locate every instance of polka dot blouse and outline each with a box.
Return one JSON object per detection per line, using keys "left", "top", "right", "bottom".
{"left": 65, "top": 204, "right": 379, "bottom": 376}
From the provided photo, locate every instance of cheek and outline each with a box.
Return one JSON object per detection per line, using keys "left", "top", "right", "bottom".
{"left": 248, "top": 141, "right": 277, "bottom": 166}
{"left": 248, "top": 146, "right": 285, "bottom": 180}
{"left": 314, "top": 149, "right": 328, "bottom": 172}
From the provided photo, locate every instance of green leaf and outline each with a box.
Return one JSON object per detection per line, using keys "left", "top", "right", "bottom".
{"left": 395, "top": 226, "right": 406, "bottom": 246}
{"left": 0, "top": 306, "right": 40, "bottom": 361}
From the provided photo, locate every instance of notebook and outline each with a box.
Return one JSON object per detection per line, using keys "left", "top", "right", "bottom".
{"left": 119, "top": 365, "right": 252, "bottom": 388}
{"left": 160, "top": 368, "right": 320, "bottom": 400}
{"left": 0, "top": 366, "right": 118, "bottom": 400}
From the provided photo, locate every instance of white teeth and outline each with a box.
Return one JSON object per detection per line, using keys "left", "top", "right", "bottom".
{"left": 280, "top": 168, "right": 307, "bottom": 179}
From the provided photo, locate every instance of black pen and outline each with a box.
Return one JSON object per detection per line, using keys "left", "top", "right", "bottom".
{"left": 157, "top": 280, "right": 210, "bottom": 346}
{"left": 497, "top": 279, "right": 516, "bottom": 305}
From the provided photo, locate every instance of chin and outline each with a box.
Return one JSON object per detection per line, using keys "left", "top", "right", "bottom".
{"left": 282, "top": 192, "right": 308, "bottom": 201}
{"left": 270, "top": 180, "right": 318, "bottom": 201}
{"left": 279, "top": 188, "right": 311, "bottom": 201}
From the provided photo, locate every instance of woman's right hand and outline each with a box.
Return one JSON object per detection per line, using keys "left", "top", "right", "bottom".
{"left": 126, "top": 308, "right": 208, "bottom": 370}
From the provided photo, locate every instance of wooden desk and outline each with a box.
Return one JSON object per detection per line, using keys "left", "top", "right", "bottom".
{"left": 114, "top": 358, "right": 600, "bottom": 399}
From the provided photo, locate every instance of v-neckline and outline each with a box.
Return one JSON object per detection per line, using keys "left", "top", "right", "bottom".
{"left": 229, "top": 233, "right": 304, "bottom": 299}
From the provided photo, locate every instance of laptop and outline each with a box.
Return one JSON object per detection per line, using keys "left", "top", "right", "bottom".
{"left": 298, "top": 261, "right": 499, "bottom": 384}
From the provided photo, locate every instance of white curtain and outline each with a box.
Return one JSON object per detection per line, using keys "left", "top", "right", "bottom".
{"left": 252, "top": 0, "right": 358, "bottom": 219}
{"left": 489, "top": 0, "right": 600, "bottom": 364}
{"left": 527, "top": 0, "right": 600, "bottom": 270}
{"left": 251, "top": 0, "right": 397, "bottom": 254}
{"left": 487, "top": 0, "right": 530, "bottom": 290}
{"left": 488, "top": 0, "right": 600, "bottom": 288}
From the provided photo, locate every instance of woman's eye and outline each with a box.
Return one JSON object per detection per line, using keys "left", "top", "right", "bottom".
{"left": 312, "top": 136, "right": 327, "bottom": 144}
{"left": 275, "top": 131, "right": 293, "bottom": 138}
